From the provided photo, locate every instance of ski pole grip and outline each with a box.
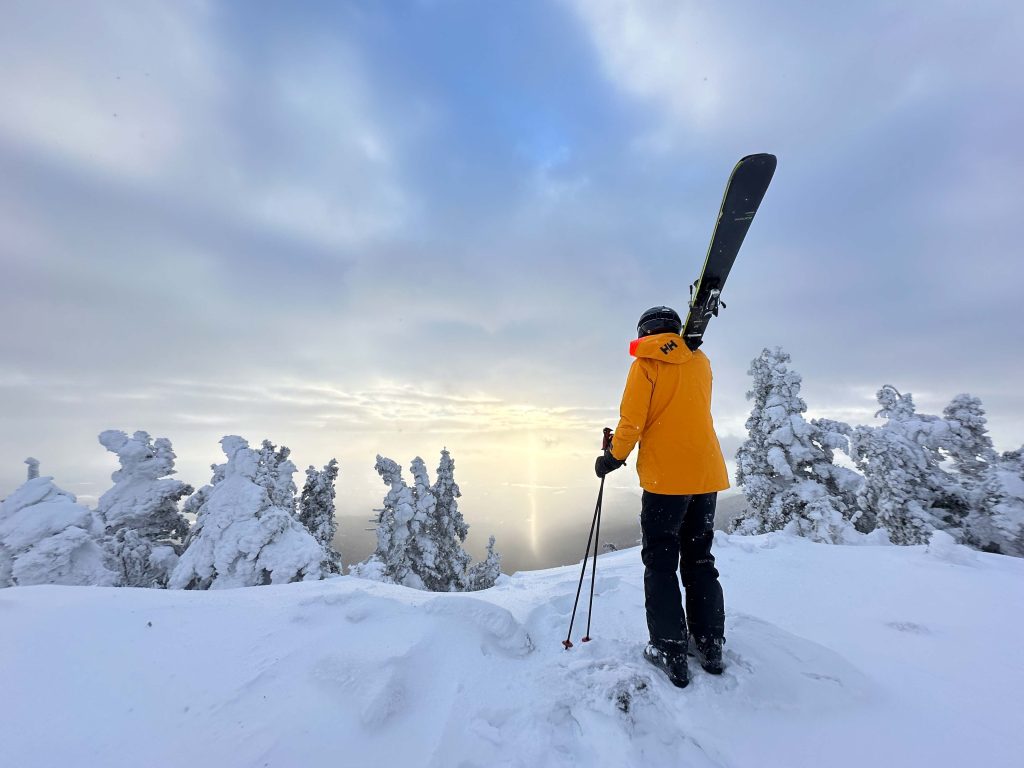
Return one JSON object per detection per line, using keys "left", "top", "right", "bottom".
{"left": 602, "top": 427, "right": 613, "bottom": 452}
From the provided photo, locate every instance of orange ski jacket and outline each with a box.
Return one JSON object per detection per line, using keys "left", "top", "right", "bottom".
{"left": 609, "top": 333, "right": 729, "bottom": 495}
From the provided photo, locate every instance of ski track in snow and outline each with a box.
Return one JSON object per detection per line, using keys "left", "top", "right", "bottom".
{"left": 2, "top": 533, "right": 1023, "bottom": 768}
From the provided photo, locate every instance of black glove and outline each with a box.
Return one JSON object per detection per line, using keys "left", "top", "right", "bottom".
{"left": 595, "top": 450, "right": 625, "bottom": 478}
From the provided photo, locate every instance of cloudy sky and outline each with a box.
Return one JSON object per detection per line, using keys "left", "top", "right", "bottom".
{"left": 2, "top": 0, "right": 1022, "bottom": 569}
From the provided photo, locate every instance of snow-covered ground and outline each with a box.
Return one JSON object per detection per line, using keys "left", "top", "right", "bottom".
{"left": 2, "top": 533, "right": 1022, "bottom": 768}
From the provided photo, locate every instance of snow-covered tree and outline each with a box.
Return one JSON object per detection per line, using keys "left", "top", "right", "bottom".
{"left": 363, "top": 455, "right": 446, "bottom": 589}
{"left": 181, "top": 459, "right": 227, "bottom": 520}
{"left": 363, "top": 452, "right": 496, "bottom": 591}
{"left": 942, "top": 395, "right": 998, "bottom": 482}
{"left": 429, "top": 449, "right": 472, "bottom": 591}
{"left": 256, "top": 440, "right": 298, "bottom": 513}
{"left": 106, "top": 528, "right": 181, "bottom": 589}
{"left": 939, "top": 395, "right": 1001, "bottom": 548}
{"left": 808, "top": 417, "right": 864, "bottom": 523}
{"left": 368, "top": 455, "right": 425, "bottom": 589}
{"left": 850, "top": 386, "right": 960, "bottom": 545}
{"left": 169, "top": 436, "right": 326, "bottom": 589}
{"left": 732, "top": 347, "right": 860, "bottom": 543}
{"left": 96, "top": 430, "right": 193, "bottom": 588}
{"left": 96, "top": 431, "right": 191, "bottom": 539}
{"left": 409, "top": 457, "right": 444, "bottom": 588}
{"left": 466, "top": 535, "right": 502, "bottom": 591}
{"left": 298, "top": 459, "right": 342, "bottom": 574}
{"left": 0, "top": 471, "right": 116, "bottom": 588}
{"left": 977, "top": 447, "right": 1024, "bottom": 557}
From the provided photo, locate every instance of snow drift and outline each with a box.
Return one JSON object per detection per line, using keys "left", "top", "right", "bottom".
{"left": 2, "top": 533, "right": 1022, "bottom": 767}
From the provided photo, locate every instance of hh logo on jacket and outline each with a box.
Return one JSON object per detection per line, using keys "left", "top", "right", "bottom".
{"left": 613, "top": 332, "right": 729, "bottom": 495}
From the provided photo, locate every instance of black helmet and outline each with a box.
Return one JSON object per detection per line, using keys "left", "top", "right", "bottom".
{"left": 637, "top": 306, "right": 682, "bottom": 337}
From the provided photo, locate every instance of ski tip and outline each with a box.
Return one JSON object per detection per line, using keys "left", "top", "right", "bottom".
{"left": 737, "top": 153, "right": 777, "bottom": 175}
{"left": 738, "top": 152, "right": 776, "bottom": 164}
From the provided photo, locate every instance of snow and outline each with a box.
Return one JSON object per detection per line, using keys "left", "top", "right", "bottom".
{"left": 367, "top": 452, "right": 498, "bottom": 591}
{"left": 926, "top": 529, "right": 978, "bottom": 566}
{"left": 2, "top": 533, "right": 1022, "bottom": 767}
{"left": 96, "top": 429, "right": 190, "bottom": 540}
{"left": 298, "top": 459, "right": 343, "bottom": 573}
{"left": 0, "top": 478, "right": 94, "bottom": 550}
{"left": 735, "top": 348, "right": 860, "bottom": 542}
{"left": 0, "top": 477, "right": 115, "bottom": 587}
{"left": 169, "top": 437, "right": 326, "bottom": 589}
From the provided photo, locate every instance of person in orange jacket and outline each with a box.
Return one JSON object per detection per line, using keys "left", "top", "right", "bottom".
{"left": 595, "top": 306, "right": 729, "bottom": 688}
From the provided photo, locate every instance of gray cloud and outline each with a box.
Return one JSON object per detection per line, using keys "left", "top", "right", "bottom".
{"left": 2, "top": 1, "right": 1022, "bottom": 566}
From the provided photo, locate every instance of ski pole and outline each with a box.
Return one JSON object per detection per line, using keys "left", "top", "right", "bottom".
{"left": 563, "top": 427, "right": 613, "bottom": 649}
{"left": 582, "top": 439, "right": 607, "bottom": 643}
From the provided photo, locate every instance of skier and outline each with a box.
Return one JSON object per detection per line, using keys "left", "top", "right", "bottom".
{"left": 595, "top": 306, "right": 730, "bottom": 688}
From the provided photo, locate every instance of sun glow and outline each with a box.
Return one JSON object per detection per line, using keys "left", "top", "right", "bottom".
{"left": 527, "top": 433, "right": 540, "bottom": 557}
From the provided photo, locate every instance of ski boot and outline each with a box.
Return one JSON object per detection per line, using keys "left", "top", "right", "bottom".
{"left": 689, "top": 636, "right": 725, "bottom": 675}
{"left": 643, "top": 640, "right": 689, "bottom": 688}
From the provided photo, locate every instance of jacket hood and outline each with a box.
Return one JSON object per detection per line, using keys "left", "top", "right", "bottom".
{"left": 629, "top": 333, "right": 692, "bottom": 364}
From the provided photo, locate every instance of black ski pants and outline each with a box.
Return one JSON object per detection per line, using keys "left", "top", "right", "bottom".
{"left": 640, "top": 491, "right": 725, "bottom": 646}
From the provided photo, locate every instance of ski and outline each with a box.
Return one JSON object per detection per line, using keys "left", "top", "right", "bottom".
{"left": 682, "top": 153, "right": 777, "bottom": 350}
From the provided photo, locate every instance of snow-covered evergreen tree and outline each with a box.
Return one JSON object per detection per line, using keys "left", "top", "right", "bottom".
{"left": 732, "top": 347, "right": 860, "bottom": 543}
{"left": 808, "top": 417, "right": 864, "bottom": 525}
{"left": 169, "top": 436, "right": 326, "bottom": 589}
{"left": 466, "top": 535, "right": 502, "bottom": 591}
{"left": 298, "top": 459, "right": 342, "bottom": 574}
{"left": 0, "top": 471, "right": 116, "bottom": 588}
{"left": 256, "top": 440, "right": 298, "bottom": 513}
{"left": 368, "top": 455, "right": 424, "bottom": 589}
{"left": 364, "top": 452, "right": 492, "bottom": 591}
{"left": 942, "top": 395, "right": 998, "bottom": 482}
{"left": 409, "top": 457, "right": 444, "bottom": 588}
{"left": 96, "top": 430, "right": 193, "bottom": 588}
{"left": 429, "top": 449, "right": 472, "bottom": 591}
{"left": 850, "top": 386, "right": 959, "bottom": 545}
{"left": 106, "top": 528, "right": 180, "bottom": 589}
{"left": 978, "top": 447, "right": 1024, "bottom": 557}
{"left": 935, "top": 393, "right": 1004, "bottom": 548}
{"left": 181, "top": 459, "right": 227, "bottom": 520}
